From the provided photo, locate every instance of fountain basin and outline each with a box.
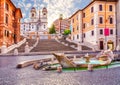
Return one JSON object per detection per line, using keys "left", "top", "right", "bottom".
{"left": 73, "top": 59, "right": 111, "bottom": 67}
{"left": 52, "top": 53, "right": 112, "bottom": 68}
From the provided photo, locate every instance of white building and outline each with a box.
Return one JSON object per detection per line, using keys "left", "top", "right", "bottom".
{"left": 21, "top": 7, "right": 48, "bottom": 38}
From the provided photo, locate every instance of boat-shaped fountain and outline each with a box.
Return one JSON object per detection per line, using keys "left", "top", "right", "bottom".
{"left": 51, "top": 49, "right": 114, "bottom": 69}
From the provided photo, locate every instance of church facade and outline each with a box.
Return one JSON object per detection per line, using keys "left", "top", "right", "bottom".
{"left": 21, "top": 7, "right": 48, "bottom": 38}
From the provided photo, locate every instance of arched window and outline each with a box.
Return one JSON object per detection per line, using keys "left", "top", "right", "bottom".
{"left": 44, "top": 25, "right": 46, "bottom": 29}
{"left": 91, "top": 19, "right": 94, "bottom": 25}
{"left": 109, "top": 5, "right": 113, "bottom": 11}
{"left": 5, "top": 3, "right": 9, "bottom": 11}
{"left": 32, "top": 13, "right": 34, "bottom": 17}
{"left": 100, "top": 29, "right": 103, "bottom": 35}
{"left": 110, "top": 18, "right": 113, "bottom": 24}
{"left": 5, "top": 14, "right": 8, "bottom": 25}
{"left": 99, "top": 5, "right": 102, "bottom": 11}
{"left": 91, "top": 7, "right": 94, "bottom": 13}
{"left": 99, "top": 17, "right": 103, "bottom": 24}
{"left": 43, "top": 13, "right": 46, "bottom": 15}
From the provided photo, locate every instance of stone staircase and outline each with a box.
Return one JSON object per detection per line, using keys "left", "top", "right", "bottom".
{"left": 59, "top": 37, "right": 77, "bottom": 47}
{"left": 30, "top": 39, "right": 76, "bottom": 52}
{"left": 9, "top": 39, "right": 37, "bottom": 53}
{"left": 59, "top": 37, "right": 92, "bottom": 50}
{"left": 79, "top": 41, "right": 98, "bottom": 51}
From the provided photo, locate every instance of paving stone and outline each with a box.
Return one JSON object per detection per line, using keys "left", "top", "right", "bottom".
{"left": 0, "top": 56, "right": 120, "bottom": 85}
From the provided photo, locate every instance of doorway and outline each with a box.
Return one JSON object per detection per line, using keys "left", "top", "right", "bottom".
{"left": 107, "top": 40, "right": 114, "bottom": 50}
{"left": 100, "top": 41, "right": 104, "bottom": 50}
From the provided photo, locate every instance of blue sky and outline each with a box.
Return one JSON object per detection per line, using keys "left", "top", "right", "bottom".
{"left": 11, "top": 0, "right": 91, "bottom": 27}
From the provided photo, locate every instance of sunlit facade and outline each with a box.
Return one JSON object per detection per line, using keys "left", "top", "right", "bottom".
{"left": 69, "top": 10, "right": 82, "bottom": 42}
{"left": 53, "top": 18, "right": 70, "bottom": 34}
{"left": 70, "top": 0, "right": 117, "bottom": 50}
{"left": 0, "top": 0, "right": 22, "bottom": 47}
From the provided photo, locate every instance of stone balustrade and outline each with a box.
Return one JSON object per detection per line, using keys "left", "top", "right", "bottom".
{"left": 27, "top": 38, "right": 39, "bottom": 52}
{"left": 1, "top": 38, "right": 26, "bottom": 54}
{"left": 23, "top": 38, "right": 38, "bottom": 53}
{"left": 16, "top": 58, "right": 51, "bottom": 68}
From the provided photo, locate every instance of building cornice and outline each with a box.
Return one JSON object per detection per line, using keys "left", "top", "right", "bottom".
{"left": 69, "top": 9, "right": 82, "bottom": 19}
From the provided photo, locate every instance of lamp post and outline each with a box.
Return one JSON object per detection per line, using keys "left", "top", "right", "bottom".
{"left": 104, "top": 0, "right": 109, "bottom": 50}
{"left": 104, "top": 0, "right": 112, "bottom": 50}
{"left": 59, "top": 14, "right": 63, "bottom": 34}
{"left": 104, "top": 20, "right": 111, "bottom": 50}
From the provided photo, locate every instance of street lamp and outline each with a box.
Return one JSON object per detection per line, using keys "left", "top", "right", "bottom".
{"left": 104, "top": 0, "right": 109, "bottom": 50}
{"left": 104, "top": 0, "right": 112, "bottom": 50}
{"left": 59, "top": 14, "right": 63, "bottom": 34}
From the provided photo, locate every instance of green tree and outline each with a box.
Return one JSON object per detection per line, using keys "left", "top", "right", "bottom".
{"left": 49, "top": 24, "right": 56, "bottom": 34}
{"left": 63, "top": 29, "right": 71, "bottom": 35}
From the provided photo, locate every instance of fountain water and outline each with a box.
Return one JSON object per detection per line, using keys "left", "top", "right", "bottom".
{"left": 52, "top": 49, "right": 114, "bottom": 68}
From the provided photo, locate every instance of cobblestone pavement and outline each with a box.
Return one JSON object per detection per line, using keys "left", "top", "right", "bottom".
{"left": 0, "top": 56, "right": 120, "bottom": 85}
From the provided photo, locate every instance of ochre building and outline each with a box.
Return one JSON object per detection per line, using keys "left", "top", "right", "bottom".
{"left": 53, "top": 18, "right": 70, "bottom": 34}
{"left": 0, "top": 0, "right": 22, "bottom": 47}
{"left": 70, "top": 0, "right": 117, "bottom": 50}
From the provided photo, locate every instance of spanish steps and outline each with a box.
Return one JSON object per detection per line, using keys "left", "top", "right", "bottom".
{"left": 8, "top": 35, "right": 92, "bottom": 54}
{"left": 58, "top": 36, "right": 92, "bottom": 50}
{"left": 9, "top": 39, "right": 36, "bottom": 53}
{"left": 30, "top": 39, "right": 76, "bottom": 52}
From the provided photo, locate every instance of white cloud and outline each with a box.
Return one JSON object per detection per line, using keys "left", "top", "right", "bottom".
{"left": 14, "top": 0, "right": 82, "bottom": 28}
{"left": 22, "top": 0, "right": 26, "bottom": 2}
{"left": 46, "top": 0, "right": 77, "bottom": 27}
{"left": 25, "top": 3, "right": 32, "bottom": 10}
{"left": 24, "top": 18, "right": 30, "bottom": 22}
{"left": 40, "top": 4, "right": 45, "bottom": 8}
{"left": 43, "top": 0, "right": 49, "bottom": 3}
{"left": 18, "top": 3, "right": 23, "bottom": 7}
{"left": 33, "top": 4, "right": 37, "bottom": 7}
{"left": 26, "top": 3, "right": 32, "bottom": 8}
{"left": 22, "top": 13, "right": 26, "bottom": 18}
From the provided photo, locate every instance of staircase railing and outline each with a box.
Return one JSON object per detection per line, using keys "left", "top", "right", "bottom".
{"left": 1, "top": 38, "right": 26, "bottom": 54}
{"left": 66, "top": 38, "right": 98, "bottom": 51}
